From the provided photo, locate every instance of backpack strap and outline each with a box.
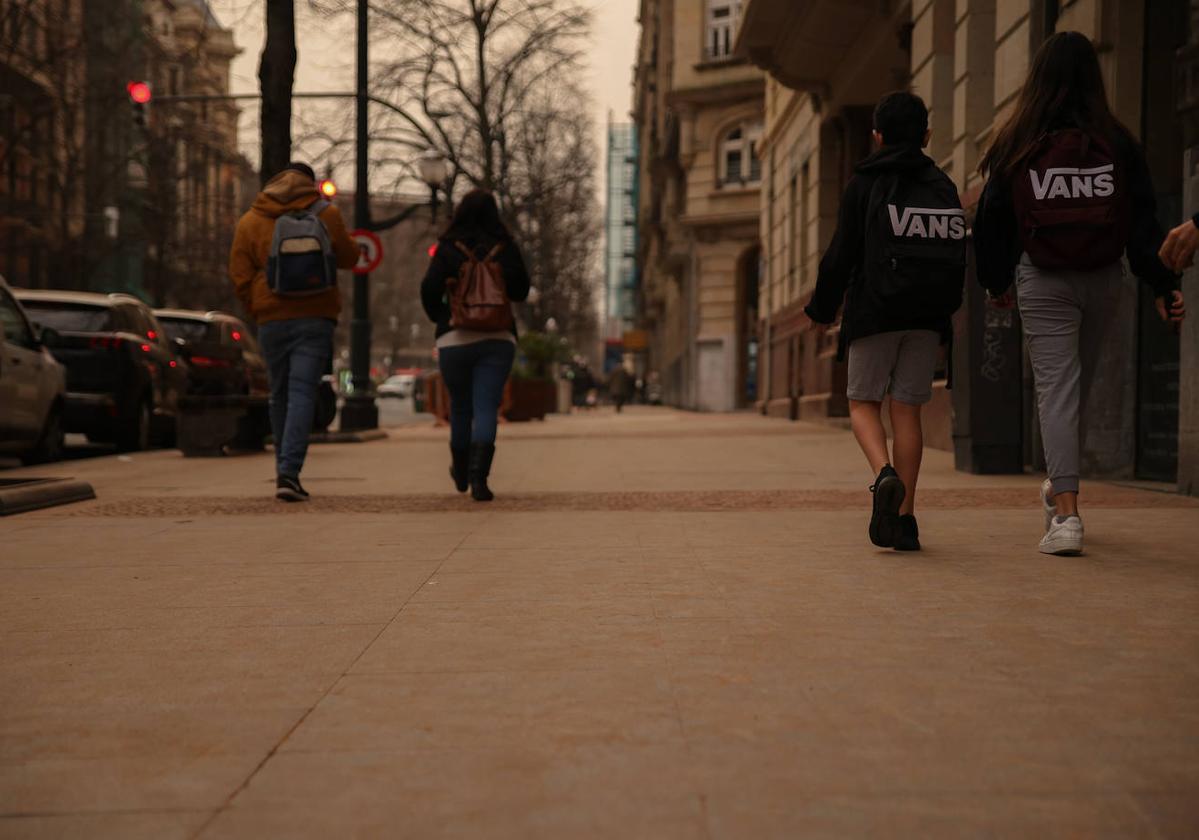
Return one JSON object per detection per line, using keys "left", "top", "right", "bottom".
{"left": 309, "top": 198, "right": 331, "bottom": 215}
{"left": 454, "top": 241, "right": 476, "bottom": 260}
{"left": 484, "top": 243, "right": 504, "bottom": 261}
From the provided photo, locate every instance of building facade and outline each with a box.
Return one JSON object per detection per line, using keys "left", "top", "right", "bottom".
{"left": 633, "top": 0, "right": 765, "bottom": 411}
{"left": 738, "top": 0, "right": 1198, "bottom": 494}
{"left": 604, "top": 121, "right": 639, "bottom": 343}
{"left": 0, "top": 0, "right": 88, "bottom": 289}
{"left": 139, "top": 0, "right": 249, "bottom": 311}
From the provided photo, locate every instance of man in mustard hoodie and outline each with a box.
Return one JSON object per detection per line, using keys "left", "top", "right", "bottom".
{"left": 230, "top": 163, "right": 359, "bottom": 501}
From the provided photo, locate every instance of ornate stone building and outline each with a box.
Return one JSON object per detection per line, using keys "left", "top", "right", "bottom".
{"left": 633, "top": 0, "right": 765, "bottom": 411}
{"left": 0, "top": 0, "right": 88, "bottom": 288}
{"left": 140, "top": 0, "right": 250, "bottom": 310}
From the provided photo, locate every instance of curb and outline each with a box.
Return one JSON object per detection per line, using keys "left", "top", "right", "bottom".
{"left": 0, "top": 478, "right": 97, "bottom": 516}
{"left": 309, "top": 429, "right": 390, "bottom": 444}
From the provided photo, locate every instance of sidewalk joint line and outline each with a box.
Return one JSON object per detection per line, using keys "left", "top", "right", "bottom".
{"left": 188, "top": 532, "right": 472, "bottom": 840}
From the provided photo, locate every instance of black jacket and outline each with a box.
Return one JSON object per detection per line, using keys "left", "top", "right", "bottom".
{"left": 419, "top": 233, "right": 532, "bottom": 339}
{"left": 974, "top": 129, "right": 1179, "bottom": 297}
{"left": 804, "top": 145, "right": 955, "bottom": 348}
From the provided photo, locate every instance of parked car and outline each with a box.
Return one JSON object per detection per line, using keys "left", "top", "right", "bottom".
{"left": 378, "top": 373, "right": 416, "bottom": 399}
{"left": 0, "top": 277, "right": 66, "bottom": 464}
{"left": 15, "top": 289, "right": 188, "bottom": 451}
{"left": 154, "top": 309, "right": 269, "bottom": 398}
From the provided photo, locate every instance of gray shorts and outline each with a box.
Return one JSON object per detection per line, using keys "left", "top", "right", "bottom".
{"left": 846, "top": 329, "right": 941, "bottom": 405}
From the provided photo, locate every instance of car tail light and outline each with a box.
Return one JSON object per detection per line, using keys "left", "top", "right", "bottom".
{"left": 89, "top": 336, "right": 124, "bottom": 350}
{"left": 147, "top": 330, "right": 157, "bottom": 340}
{"left": 190, "top": 355, "right": 231, "bottom": 368}
{"left": 140, "top": 343, "right": 151, "bottom": 353}
{"left": 231, "top": 330, "right": 242, "bottom": 341}
{"left": 169, "top": 360, "right": 177, "bottom": 368}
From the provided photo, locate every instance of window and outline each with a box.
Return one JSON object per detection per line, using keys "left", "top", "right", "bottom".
{"left": 705, "top": 0, "right": 743, "bottom": 61}
{"left": 20, "top": 302, "right": 112, "bottom": 333}
{"left": 719, "top": 122, "right": 763, "bottom": 187}
{"left": 0, "top": 290, "right": 35, "bottom": 349}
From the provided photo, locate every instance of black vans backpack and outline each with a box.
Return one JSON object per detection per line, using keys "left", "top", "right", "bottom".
{"left": 1012, "top": 129, "right": 1131, "bottom": 270}
{"left": 863, "top": 166, "right": 967, "bottom": 320}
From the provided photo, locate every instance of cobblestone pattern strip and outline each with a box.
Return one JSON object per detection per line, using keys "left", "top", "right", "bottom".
{"left": 67, "top": 486, "right": 1199, "bottom": 517}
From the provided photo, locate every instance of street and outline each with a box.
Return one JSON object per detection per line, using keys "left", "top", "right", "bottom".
{"left": 2, "top": 407, "right": 1198, "bottom": 837}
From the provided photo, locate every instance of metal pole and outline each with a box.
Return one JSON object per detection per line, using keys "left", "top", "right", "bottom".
{"left": 341, "top": 0, "right": 378, "bottom": 430}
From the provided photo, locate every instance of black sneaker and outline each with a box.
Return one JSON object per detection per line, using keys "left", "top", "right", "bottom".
{"left": 868, "top": 465, "right": 905, "bottom": 548}
{"left": 276, "top": 475, "right": 309, "bottom": 502}
{"left": 894, "top": 514, "right": 921, "bottom": 552}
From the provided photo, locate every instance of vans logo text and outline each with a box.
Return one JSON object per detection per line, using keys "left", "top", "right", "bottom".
{"left": 1029, "top": 164, "right": 1115, "bottom": 201}
{"left": 887, "top": 205, "right": 966, "bottom": 240}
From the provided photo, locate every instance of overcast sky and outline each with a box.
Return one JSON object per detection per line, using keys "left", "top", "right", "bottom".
{"left": 210, "top": 0, "right": 639, "bottom": 190}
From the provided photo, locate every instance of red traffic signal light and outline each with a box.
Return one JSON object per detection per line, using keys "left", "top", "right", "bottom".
{"left": 318, "top": 178, "right": 338, "bottom": 198}
{"left": 126, "top": 81, "right": 152, "bottom": 104}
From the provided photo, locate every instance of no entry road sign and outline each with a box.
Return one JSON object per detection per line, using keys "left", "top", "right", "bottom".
{"left": 351, "top": 229, "right": 383, "bottom": 275}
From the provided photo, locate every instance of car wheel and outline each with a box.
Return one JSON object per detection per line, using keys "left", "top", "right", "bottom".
{"left": 116, "top": 400, "right": 151, "bottom": 452}
{"left": 21, "top": 406, "right": 65, "bottom": 465}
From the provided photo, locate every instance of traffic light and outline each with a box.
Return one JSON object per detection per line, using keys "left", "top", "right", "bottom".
{"left": 127, "top": 81, "right": 152, "bottom": 129}
{"left": 318, "top": 178, "right": 338, "bottom": 199}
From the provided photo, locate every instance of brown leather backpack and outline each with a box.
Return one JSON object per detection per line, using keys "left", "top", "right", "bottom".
{"left": 448, "top": 241, "right": 514, "bottom": 332}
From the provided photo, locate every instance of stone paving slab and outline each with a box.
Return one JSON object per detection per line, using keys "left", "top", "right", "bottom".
{"left": 1, "top": 408, "right": 1197, "bottom": 838}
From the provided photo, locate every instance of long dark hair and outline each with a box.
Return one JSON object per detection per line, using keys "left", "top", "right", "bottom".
{"left": 979, "top": 31, "right": 1130, "bottom": 179}
{"left": 442, "top": 189, "right": 511, "bottom": 242}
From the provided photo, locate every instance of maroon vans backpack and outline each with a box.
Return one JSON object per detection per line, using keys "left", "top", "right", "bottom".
{"left": 448, "top": 241, "right": 514, "bottom": 332}
{"left": 1012, "top": 129, "right": 1131, "bottom": 270}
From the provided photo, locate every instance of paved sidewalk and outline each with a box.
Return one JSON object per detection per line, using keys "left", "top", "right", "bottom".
{"left": 2, "top": 408, "right": 1197, "bottom": 838}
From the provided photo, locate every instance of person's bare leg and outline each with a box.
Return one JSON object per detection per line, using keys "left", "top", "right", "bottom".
{"left": 889, "top": 399, "right": 923, "bottom": 516}
{"left": 849, "top": 399, "right": 890, "bottom": 474}
{"left": 1054, "top": 490, "right": 1079, "bottom": 517}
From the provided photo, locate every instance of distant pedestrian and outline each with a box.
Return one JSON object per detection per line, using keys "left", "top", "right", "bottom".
{"left": 229, "top": 162, "right": 359, "bottom": 502}
{"left": 974, "top": 32, "right": 1185, "bottom": 556}
{"left": 420, "top": 190, "right": 531, "bottom": 501}
{"left": 804, "top": 91, "right": 966, "bottom": 552}
{"left": 608, "top": 365, "right": 634, "bottom": 413}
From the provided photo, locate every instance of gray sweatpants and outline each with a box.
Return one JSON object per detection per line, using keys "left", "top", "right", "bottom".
{"left": 1014, "top": 254, "right": 1125, "bottom": 496}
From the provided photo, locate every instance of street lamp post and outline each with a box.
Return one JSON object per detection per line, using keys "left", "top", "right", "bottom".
{"left": 340, "top": 0, "right": 376, "bottom": 431}
{"left": 338, "top": 0, "right": 451, "bottom": 431}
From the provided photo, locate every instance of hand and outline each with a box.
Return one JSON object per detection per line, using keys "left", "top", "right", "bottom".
{"left": 1159, "top": 220, "right": 1199, "bottom": 272}
{"left": 987, "top": 290, "right": 1015, "bottom": 309}
{"left": 1155, "top": 290, "right": 1186, "bottom": 331}
{"left": 801, "top": 310, "right": 829, "bottom": 340}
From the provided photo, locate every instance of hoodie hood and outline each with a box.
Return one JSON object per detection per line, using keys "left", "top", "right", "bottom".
{"left": 854, "top": 144, "right": 935, "bottom": 176}
{"left": 252, "top": 170, "right": 322, "bottom": 218}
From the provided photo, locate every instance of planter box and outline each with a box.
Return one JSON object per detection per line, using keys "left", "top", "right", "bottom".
{"left": 504, "top": 378, "right": 555, "bottom": 422}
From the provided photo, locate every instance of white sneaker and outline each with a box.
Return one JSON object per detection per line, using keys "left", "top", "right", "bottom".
{"left": 1039, "top": 515, "right": 1084, "bottom": 555}
{"left": 1040, "top": 478, "right": 1055, "bottom": 533}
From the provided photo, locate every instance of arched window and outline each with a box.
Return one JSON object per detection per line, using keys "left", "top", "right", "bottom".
{"left": 719, "top": 122, "right": 763, "bottom": 187}
{"left": 705, "top": 0, "right": 743, "bottom": 61}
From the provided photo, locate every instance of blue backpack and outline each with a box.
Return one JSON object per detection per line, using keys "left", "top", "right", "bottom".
{"left": 266, "top": 199, "right": 337, "bottom": 297}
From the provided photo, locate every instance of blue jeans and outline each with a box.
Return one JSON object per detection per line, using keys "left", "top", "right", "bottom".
{"left": 438, "top": 339, "right": 515, "bottom": 448}
{"left": 259, "top": 318, "right": 334, "bottom": 478}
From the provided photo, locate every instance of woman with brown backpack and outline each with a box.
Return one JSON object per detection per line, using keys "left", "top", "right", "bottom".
{"left": 420, "top": 190, "right": 531, "bottom": 501}
{"left": 974, "top": 32, "right": 1185, "bottom": 556}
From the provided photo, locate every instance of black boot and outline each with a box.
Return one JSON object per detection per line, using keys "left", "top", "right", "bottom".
{"left": 469, "top": 442, "right": 496, "bottom": 502}
{"left": 450, "top": 447, "right": 469, "bottom": 493}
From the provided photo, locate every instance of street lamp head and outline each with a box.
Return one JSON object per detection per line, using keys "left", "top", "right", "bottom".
{"left": 417, "top": 149, "right": 448, "bottom": 188}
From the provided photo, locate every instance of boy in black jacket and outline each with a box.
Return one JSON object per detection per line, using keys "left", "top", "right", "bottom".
{"left": 804, "top": 92, "right": 965, "bottom": 551}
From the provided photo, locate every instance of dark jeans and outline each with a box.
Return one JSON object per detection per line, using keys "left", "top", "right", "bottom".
{"left": 259, "top": 317, "right": 334, "bottom": 478}
{"left": 438, "top": 339, "right": 515, "bottom": 448}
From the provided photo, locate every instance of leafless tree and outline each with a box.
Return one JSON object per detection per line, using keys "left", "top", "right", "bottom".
{"left": 307, "top": 0, "right": 602, "bottom": 348}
